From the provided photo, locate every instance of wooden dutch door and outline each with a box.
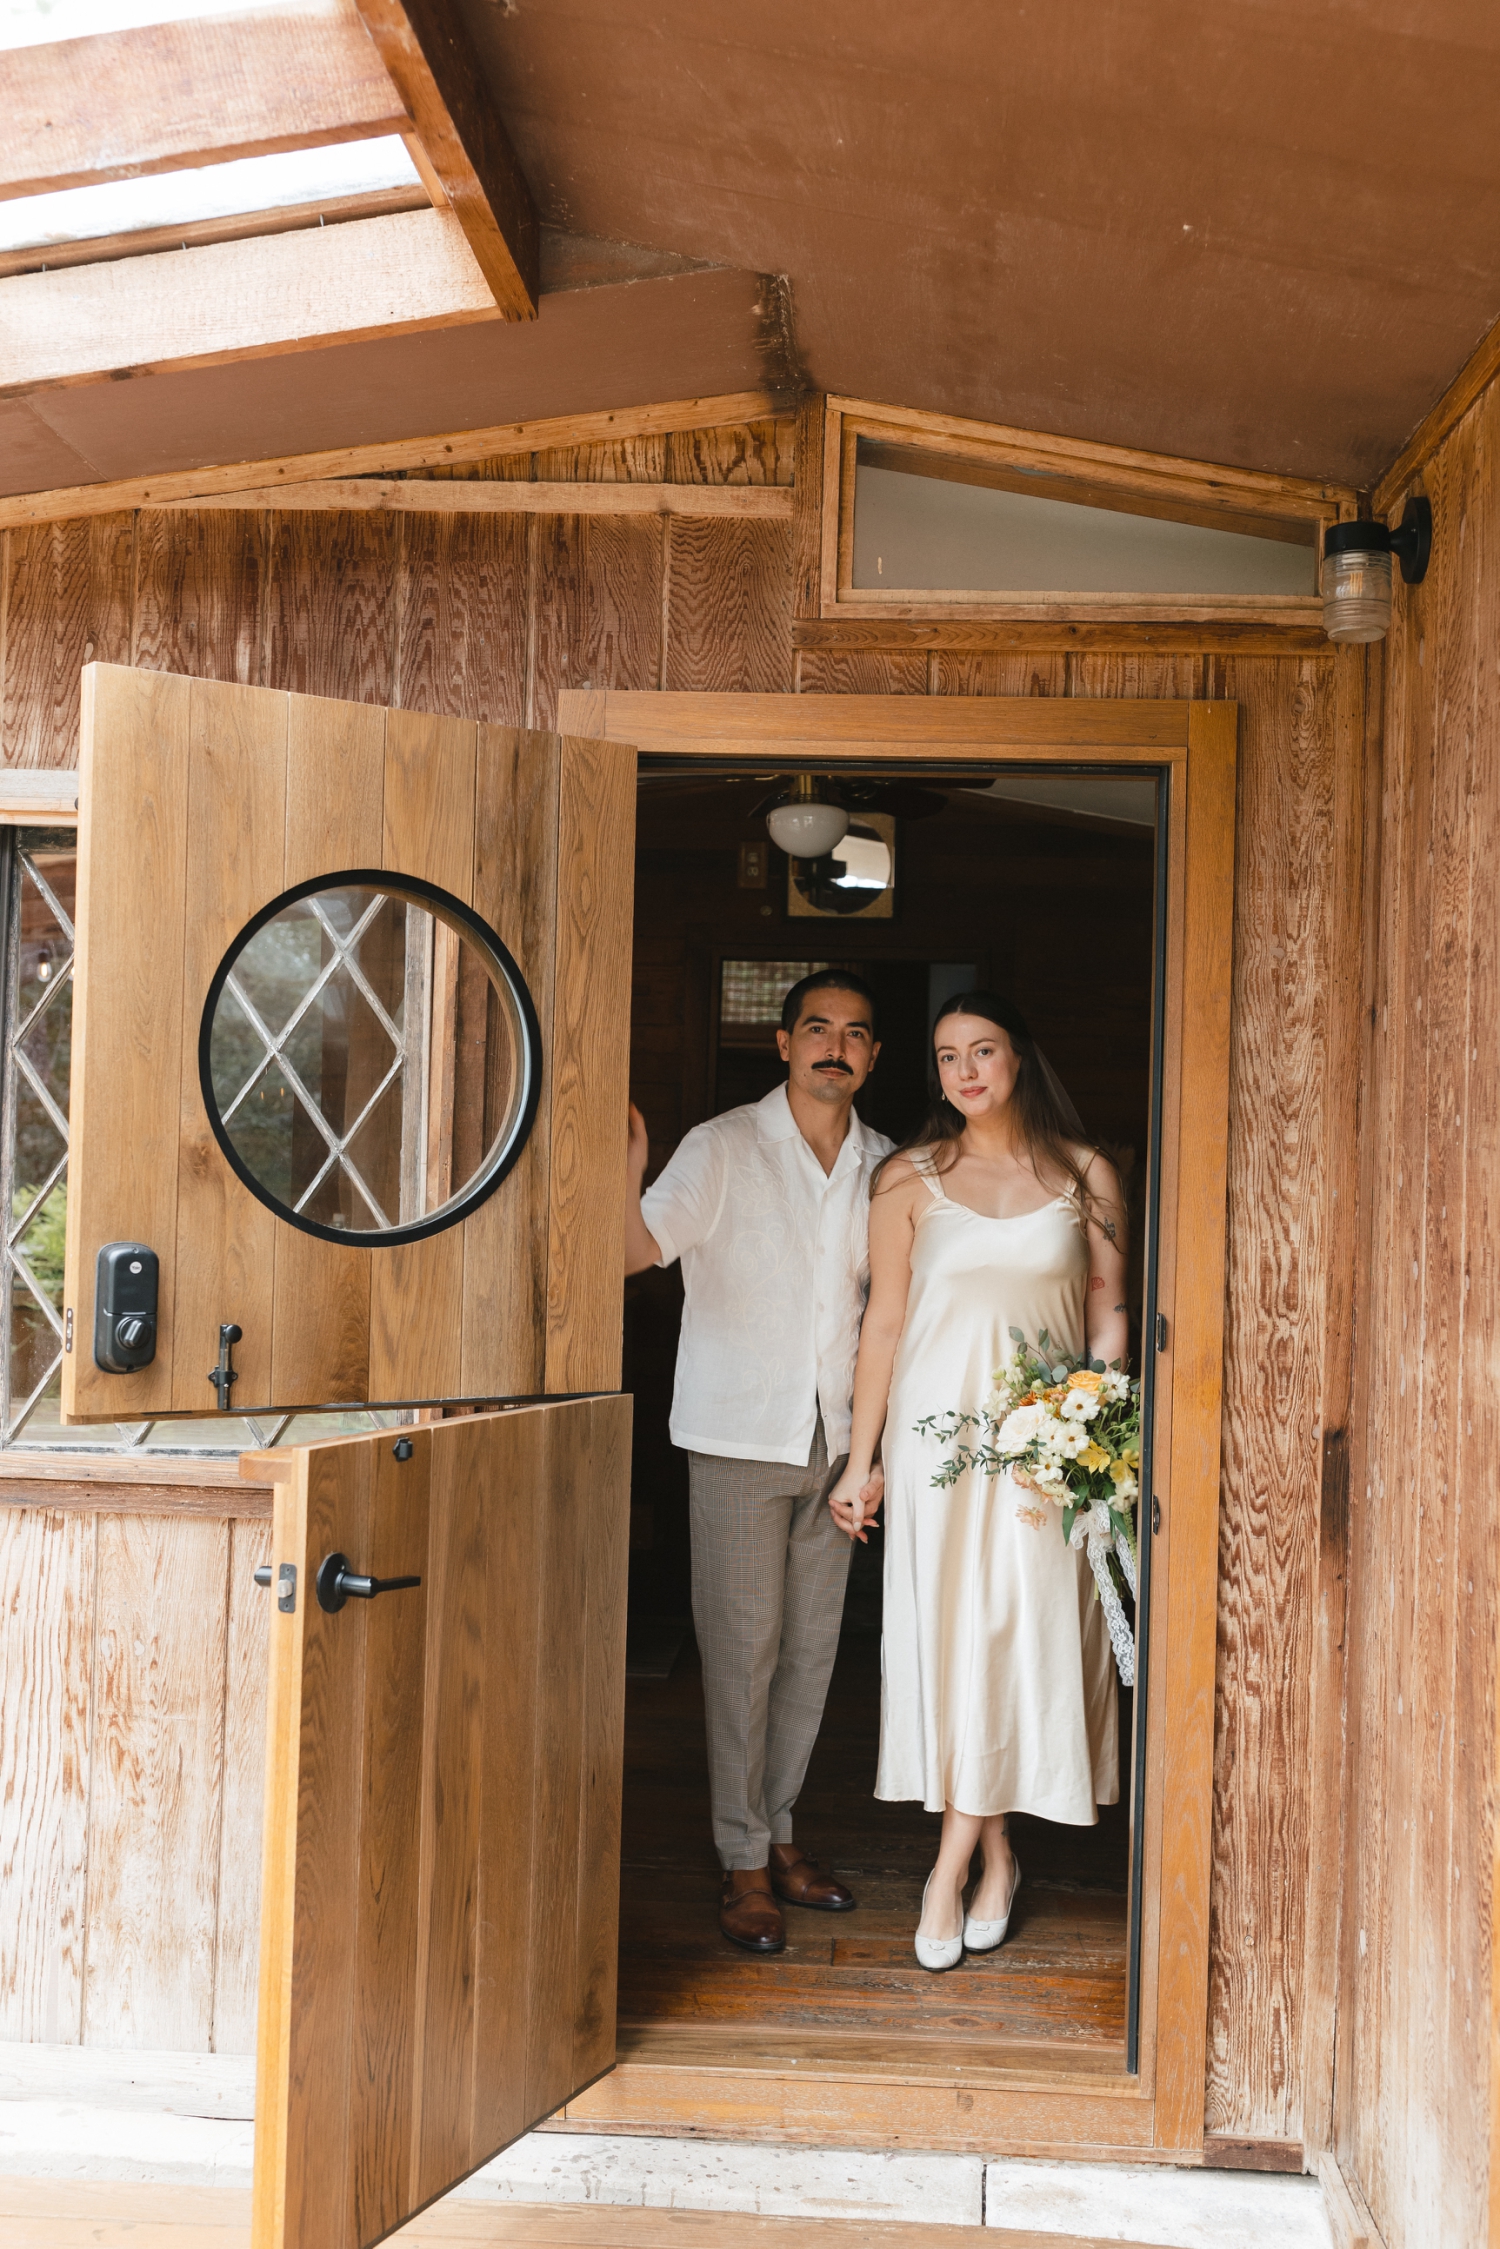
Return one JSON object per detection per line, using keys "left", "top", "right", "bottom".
{"left": 62, "top": 663, "right": 636, "bottom": 2249}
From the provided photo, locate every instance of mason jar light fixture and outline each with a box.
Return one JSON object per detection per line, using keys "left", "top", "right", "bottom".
{"left": 1321, "top": 497, "right": 1432, "bottom": 643}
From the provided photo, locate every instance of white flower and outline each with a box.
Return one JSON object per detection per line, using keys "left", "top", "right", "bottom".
{"left": 1060, "top": 1389, "right": 1101, "bottom": 1421}
{"left": 1111, "top": 1471, "right": 1138, "bottom": 1503}
{"left": 1102, "top": 1369, "right": 1130, "bottom": 1401}
{"left": 995, "top": 1402, "right": 1047, "bottom": 1454}
{"left": 1055, "top": 1423, "right": 1091, "bottom": 1460}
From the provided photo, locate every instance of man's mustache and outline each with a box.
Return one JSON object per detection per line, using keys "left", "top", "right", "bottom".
{"left": 812, "top": 1058, "right": 854, "bottom": 1074}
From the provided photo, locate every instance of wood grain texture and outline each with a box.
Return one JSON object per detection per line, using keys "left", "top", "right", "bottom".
{"left": 795, "top": 648, "right": 929, "bottom": 697}
{"left": 0, "top": 2176, "right": 1172, "bottom": 2249}
{"left": 4, "top": 1, "right": 410, "bottom": 198}
{"left": 1333, "top": 368, "right": 1500, "bottom": 2249}
{"left": 664, "top": 518, "right": 793, "bottom": 692}
{"left": 368, "top": 710, "right": 476, "bottom": 1402}
{"left": 255, "top": 1403, "right": 629, "bottom": 2249}
{"left": 133, "top": 512, "right": 267, "bottom": 688}
{"left": 544, "top": 738, "right": 636, "bottom": 1392}
{"left": 81, "top": 1513, "right": 229, "bottom": 2047}
{"left": 1152, "top": 704, "right": 1237, "bottom": 2154}
{"left": 572, "top": 1397, "right": 632, "bottom": 2083}
{"left": 929, "top": 652, "right": 1068, "bottom": 697}
{"left": 63, "top": 664, "right": 192, "bottom": 1419}
{"left": 214, "top": 1516, "right": 272, "bottom": 2053}
{"left": 265, "top": 515, "right": 399, "bottom": 707}
{"left": 460, "top": 728, "right": 559, "bottom": 1397}
{"left": 269, "top": 690, "right": 385, "bottom": 1406}
{"left": 0, "top": 210, "right": 498, "bottom": 397}
{"left": 529, "top": 516, "right": 663, "bottom": 731}
{"left": 1205, "top": 659, "right": 1337, "bottom": 2143}
{"left": 170, "top": 678, "right": 287, "bottom": 1413}
{"left": 665, "top": 418, "right": 795, "bottom": 487}
{"left": 0, "top": 393, "right": 778, "bottom": 532}
{"left": 0, "top": 1507, "right": 95, "bottom": 2041}
{"left": 394, "top": 513, "right": 528, "bottom": 725}
{"left": 0, "top": 516, "right": 134, "bottom": 768}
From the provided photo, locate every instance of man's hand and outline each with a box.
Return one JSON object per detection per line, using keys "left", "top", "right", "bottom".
{"left": 627, "top": 1101, "right": 650, "bottom": 1189}
{"left": 624, "top": 1103, "right": 663, "bottom": 1275}
{"left": 828, "top": 1462, "right": 884, "bottom": 1543}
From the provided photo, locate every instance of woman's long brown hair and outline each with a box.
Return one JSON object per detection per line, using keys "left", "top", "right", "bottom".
{"left": 873, "top": 989, "right": 1107, "bottom": 1229}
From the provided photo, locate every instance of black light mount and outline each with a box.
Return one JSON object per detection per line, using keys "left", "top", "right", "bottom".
{"left": 1323, "top": 496, "right": 1431, "bottom": 585}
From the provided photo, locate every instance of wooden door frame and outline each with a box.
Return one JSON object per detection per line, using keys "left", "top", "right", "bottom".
{"left": 559, "top": 689, "right": 1235, "bottom": 2164}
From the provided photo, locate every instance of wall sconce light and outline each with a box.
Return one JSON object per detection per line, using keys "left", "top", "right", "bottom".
{"left": 765, "top": 774, "right": 850, "bottom": 860}
{"left": 1321, "top": 498, "right": 1432, "bottom": 643}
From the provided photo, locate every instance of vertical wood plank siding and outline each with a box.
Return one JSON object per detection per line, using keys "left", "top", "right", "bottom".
{"left": 1335, "top": 380, "right": 1500, "bottom": 2249}
{"left": 0, "top": 414, "right": 1366, "bottom": 2196}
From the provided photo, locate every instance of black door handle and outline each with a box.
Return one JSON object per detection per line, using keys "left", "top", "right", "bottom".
{"left": 315, "top": 1551, "right": 422, "bottom": 1614}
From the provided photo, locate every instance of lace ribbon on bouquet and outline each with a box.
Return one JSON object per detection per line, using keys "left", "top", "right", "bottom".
{"left": 1069, "top": 1505, "right": 1138, "bottom": 1687}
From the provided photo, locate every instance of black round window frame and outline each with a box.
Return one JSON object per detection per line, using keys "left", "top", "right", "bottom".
{"left": 198, "top": 868, "right": 544, "bottom": 1250}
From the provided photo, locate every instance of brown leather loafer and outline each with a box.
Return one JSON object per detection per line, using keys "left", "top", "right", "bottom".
{"left": 768, "top": 1843, "right": 857, "bottom": 1912}
{"left": 720, "top": 1867, "right": 786, "bottom": 1953}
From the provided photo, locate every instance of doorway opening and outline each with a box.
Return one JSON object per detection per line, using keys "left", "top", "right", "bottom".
{"left": 621, "top": 760, "right": 1162, "bottom": 2072}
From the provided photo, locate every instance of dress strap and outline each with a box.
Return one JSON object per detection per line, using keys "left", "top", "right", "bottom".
{"left": 909, "top": 1146, "right": 946, "bottom": 1201}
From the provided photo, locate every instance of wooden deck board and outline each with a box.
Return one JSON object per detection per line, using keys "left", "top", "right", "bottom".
{"left": 0, "top": 2180, "right": 1174, "bottom": 2249}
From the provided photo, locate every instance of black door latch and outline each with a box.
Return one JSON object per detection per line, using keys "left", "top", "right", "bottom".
{"left": 208, "top": 1323, "right": 242, "bottom": 1407}
{"left": 315, "top": 1552, "right": 423, "bottom": 1614}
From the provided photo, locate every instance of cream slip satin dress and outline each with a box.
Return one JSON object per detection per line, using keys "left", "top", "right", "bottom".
{"left": 875, "top": 1152, "right": 1119, "bottom": 1822}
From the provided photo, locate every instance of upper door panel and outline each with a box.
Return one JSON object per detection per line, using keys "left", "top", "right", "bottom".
{"left": 62, "top": 665, "right": 634, "bottom": 1420}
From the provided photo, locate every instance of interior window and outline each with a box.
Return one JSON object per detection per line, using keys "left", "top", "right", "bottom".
{"left": 852, "top": 440, "right": 1319, "bottom": 599}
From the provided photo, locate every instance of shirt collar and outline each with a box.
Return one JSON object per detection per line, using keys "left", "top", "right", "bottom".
{"left": 756, "top": 1081, "right": 870, "bottom": 1170}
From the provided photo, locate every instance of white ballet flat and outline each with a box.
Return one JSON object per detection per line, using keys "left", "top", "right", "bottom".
{"left": 914, "top": 1873, "right": 964, "bottom": 1973}
{"left": 963, "top": 1856, "right": 1022, "bottom": 1953}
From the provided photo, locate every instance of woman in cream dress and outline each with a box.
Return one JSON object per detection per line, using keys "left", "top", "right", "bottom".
{"left": 826, "top": 992, "right": 1124, "bottom": 1970}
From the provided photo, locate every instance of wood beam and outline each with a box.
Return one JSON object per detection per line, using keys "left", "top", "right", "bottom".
{"left": 157, "top": 479, "right": 792, "bottom": 517}
{"left": 351, "top": 0, "right": 539, "bottom": 318}
{"left": 790, "top": 618, "right": 1333, "bottom": 655}
{"left": 0, "top": 185, "right": 428, "bottom": 281}
{"left": 2, "top": 0, "right": 410, "bottom": 200}
{"left": 0, "top": 391, "right": 777, "bottom": 529}
{"left": 0, "top": 208, "right": 497, "bottom": 396}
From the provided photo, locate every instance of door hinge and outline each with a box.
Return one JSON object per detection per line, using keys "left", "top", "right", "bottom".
{"left": 64, "top": 1307, "right": 73, "bottom": 1354}
{"left": 1151, "top": 1495, "right": 1162, "bottom": 1536}
{"left": 1155, "top": 1313, "right": 1169, "bottom": 1352}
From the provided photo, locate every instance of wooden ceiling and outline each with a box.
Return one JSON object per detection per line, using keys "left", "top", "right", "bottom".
{"left": 4, "top": 0, "right": 1499, "bottom": 498}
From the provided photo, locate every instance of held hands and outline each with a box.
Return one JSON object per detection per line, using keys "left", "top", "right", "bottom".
{"left": 828, "top": 1462, "right": 884, "bottom": 1544}
{"left": 627, "top": 1101, "right": 650, "bottom": 1189}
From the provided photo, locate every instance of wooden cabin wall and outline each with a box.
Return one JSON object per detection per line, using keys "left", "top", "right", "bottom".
{"left": 1333, "top": 376, "right": 1500, "bottom": 2248}
{"left": 0, "top": 418, "right": 1351, "bottom": 2174}
{"left": 0, "top": 1491, "right": 270, "bottom": 2049}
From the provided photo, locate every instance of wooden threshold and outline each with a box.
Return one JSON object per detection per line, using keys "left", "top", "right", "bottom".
{"left": 0, "top": 2180, "right": 1176, "bottom": 2249}
{"left": 611, "top": 2018, "right": 1129, "bottom": 2088}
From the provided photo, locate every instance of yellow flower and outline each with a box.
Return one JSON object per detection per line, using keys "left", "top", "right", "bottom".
{"left": 1110, "top": 1457, "right": 1135, "bottom": 1484}
{"left": 1079, "top": 1442, "right": 1111, "bottom": 1472}
{"left": 1069, "top": 1371, "right": 1104, "bottom": 1395}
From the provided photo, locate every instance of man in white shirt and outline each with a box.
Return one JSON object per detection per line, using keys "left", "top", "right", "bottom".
{"left": 625, "top": 971, "right": 893, "bottom": 1955}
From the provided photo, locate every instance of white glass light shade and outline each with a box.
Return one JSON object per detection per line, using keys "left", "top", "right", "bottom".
{"left": 1321, "top": 546, "right": 1392, "bottom": 644}
{"left": 766, "top": 802, "right": 850, "bottom": 858}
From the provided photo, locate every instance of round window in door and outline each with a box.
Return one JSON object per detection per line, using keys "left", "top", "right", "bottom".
{"left": 199, "top": 871, "right": 542, "bottom": 1247}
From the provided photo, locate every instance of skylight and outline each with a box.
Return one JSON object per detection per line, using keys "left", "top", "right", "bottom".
{"left": 1, "top": 0, "right": 255, "bottom": 47}
{"left": 0, "top": 138, "right": 424, "bottom": 257}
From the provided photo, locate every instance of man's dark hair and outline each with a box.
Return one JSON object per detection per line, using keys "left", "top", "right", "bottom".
{"left": 780, "top": 968, "right": 879, "bottom": 1036}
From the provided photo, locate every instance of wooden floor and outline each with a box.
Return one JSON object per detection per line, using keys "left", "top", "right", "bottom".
{"left": 0, "top": 2180, "right": 1170, "bottom": 2249}
{"left": 618, "top": 1584, "right": 1131, "bottom": 2057}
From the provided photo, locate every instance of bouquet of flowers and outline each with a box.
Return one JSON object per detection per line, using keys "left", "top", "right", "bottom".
{"left": 917, "top": 1329, "right": 1141, "bottom": 1685}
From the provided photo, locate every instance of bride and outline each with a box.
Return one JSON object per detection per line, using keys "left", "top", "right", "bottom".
{"left": 825, "top": 991, "right": 1126, "bottom": 1971}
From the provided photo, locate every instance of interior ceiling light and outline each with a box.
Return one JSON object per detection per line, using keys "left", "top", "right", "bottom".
{"left": 765, "top": 775, "right": 850, "bottom": 860}
{"left": 1321, "top": 498, "right": 1431, "bottom": 644}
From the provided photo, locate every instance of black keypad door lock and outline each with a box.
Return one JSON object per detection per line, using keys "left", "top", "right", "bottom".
{"left": 93, "top": 1243, "right": 158, "bottom": 1373}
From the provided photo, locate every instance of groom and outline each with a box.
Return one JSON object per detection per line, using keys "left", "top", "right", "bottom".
{"left": 625, "top": 970, "right": 892, "bottom": 1953}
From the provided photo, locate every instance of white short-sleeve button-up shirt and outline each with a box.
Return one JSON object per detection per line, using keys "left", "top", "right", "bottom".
{"left": 641, "top": 1084, "right": 894, "bottom": 1466}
